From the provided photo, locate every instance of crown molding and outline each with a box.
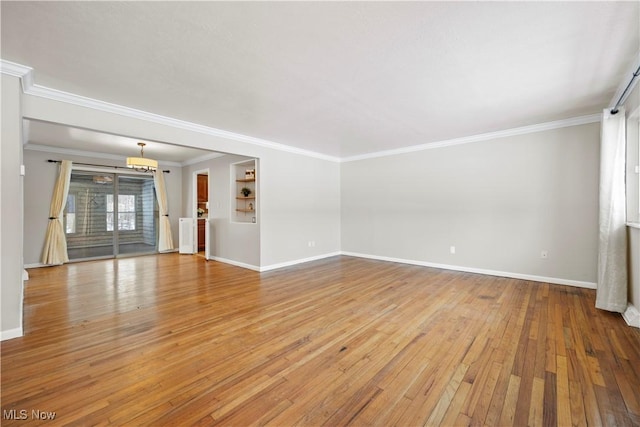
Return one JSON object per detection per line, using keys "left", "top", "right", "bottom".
{"left": 341, "top": 113, "right": 602, "bottom": 162}
{"left": 24, "top": 143, "right": 183, "bottom": 167}
{"left": 26, "top": 84, "right": 341, "bottom": 162}
{"left": 0, "top": 59, "right": 33, "bottom": 91}
{"left": 3, "top": 58, "right": 603, "bottom": 164}
{"left": 0, "top": 58, "right": 341, "bottom": 163}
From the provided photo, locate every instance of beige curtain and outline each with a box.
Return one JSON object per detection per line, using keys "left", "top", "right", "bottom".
{"left": 596, "top": 108, "right": 628, "bottom": 313}
{"left": 154, "top": 171, "right": 174, "bottom": 252}
{"left": 41, "top": 160, "right": 72, "bottom": 265}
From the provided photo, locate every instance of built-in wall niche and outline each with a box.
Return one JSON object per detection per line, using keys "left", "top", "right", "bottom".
{"left": 232, "top": 159, "right": 257, "bottom": 224}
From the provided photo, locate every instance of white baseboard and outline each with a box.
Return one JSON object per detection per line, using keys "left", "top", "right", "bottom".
{"left": 207, "top": 256, "right": 261, "bottom": 272}
{"left": 1, "top": 327, "right": 23, "bottom": 341}
{"left": 259, "top": 252, "right": 342, "bottom": 272}
{"left": 623, "top": 303, "right": 640, "bottom": 328}
{"left": 26, "top": 250, "right": 599, "bottom": 289}
{"left": 340, "top": 251, "right": 597, "bottom": 289}
{"left": 24, "top": 263, "right": 47, "bottom": 269}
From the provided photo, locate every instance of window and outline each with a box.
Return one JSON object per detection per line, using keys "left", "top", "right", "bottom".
{"left": 106, "top": 194, "right": 136, "bottom": 231}
{"left": 65, "top": 194, "right": 76, "bottom": 234}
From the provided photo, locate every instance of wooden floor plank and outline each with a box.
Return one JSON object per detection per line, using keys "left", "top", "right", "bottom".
{"left": 528, "top": 376, "right": 545, "bottom": 427}
{"left": 1, "top": 254, "right": 639, "bottom": 426}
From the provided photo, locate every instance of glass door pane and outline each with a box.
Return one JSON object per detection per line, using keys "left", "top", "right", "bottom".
{"left": 65, "top": 172, "right": 158, "bottom": 260}
{"left": 66, "top": 172, "right": 116, "bottom": 260}
{"left": 116, "top": 175, "right": 157, "bottom": 256}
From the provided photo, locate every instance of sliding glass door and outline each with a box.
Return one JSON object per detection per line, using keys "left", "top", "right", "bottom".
{"left": 115, "top": 175, "right": 157, "bottom": 255}
{"left": 65, "top": 171, "right": 157, "bottom": 260}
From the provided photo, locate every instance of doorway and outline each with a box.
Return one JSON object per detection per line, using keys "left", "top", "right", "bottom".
{"left": 65, "top": 171, "right": 157, "bottom": 260}
{"left": 193, "top": 169, "right": 209, "bottom": 255}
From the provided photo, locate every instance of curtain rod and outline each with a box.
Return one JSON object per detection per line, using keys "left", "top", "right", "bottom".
{"left": 47, "top": 159, "right": 170, "bottom": 173}
{"left": 611, "top": 64, "right": 640, "bottom": 115}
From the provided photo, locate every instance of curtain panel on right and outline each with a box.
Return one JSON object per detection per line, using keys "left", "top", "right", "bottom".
{"left": 154, "top": 170, "right": 174, "bottom": 252}
{"left": 596, "top": 108, "right": 628, "bottom": 313}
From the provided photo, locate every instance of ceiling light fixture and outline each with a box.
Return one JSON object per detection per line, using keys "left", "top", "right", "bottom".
{"left": 126, "top": 142, "right": 158, "bottom": 172}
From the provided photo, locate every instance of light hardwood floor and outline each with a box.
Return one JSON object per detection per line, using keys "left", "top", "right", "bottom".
{"left": 2, "top": 254, "right": 639, "bottom": 426}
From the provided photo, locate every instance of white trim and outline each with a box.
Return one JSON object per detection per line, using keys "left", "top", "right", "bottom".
{"left": 24, "top": 263, "right": 48, "bottom": 269}
{"left": 340, "top": 251, "right": 597, "bottom": 289}
{"left": 22, "top": 269, "right": 29, "bottom": 281}
{"left": 622, "top": 303, "right": 640, "bottom": 328}
{"left": 24, "top": 143, "right": 182, "bottom": 167}
{"left": 207, "top": 256, "right": 261, "bottom": 272}
{"left": 1, "top": 327, "right": 24, "bottom": 341}
{"left": 20, "top": 82, "right": 340, "bottom": 163}
{"left": 341, "top": 114, "right": 602, "bottom": 162}
{"left": 0, "top": 59, "right": 33, "bottom": 91}
{"left": 627, "top": 222, "right": 640, "bottom": 230}
{"left": 2, "top": 58, "right": 604, "bottom": 164}
{"left": 259, "top": 252, "right": 342, "bottom": 272}
{"left": 159, "top": 249, "right": 179, "bottom": 254}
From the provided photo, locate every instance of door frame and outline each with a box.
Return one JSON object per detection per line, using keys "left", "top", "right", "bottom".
{"left": 192, "top": 168, "right": 210, "bottom": 254}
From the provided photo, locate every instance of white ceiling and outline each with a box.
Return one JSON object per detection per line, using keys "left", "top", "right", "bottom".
{"left": 2, "top": 2, "right": 639, "bottom": 159}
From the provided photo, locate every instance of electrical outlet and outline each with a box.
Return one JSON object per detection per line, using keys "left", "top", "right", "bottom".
{"left": 450, "top": 246, "right": 456, "bottom": 254}
{"left": 308, "top": 241, "right": 315, "bottom": 247}
{"left": 541, "top": 250, "right": 548, "bottom": 259}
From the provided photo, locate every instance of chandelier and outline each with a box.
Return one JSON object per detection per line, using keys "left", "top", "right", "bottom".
{"left": 126, "top": 142, "right": 158, "bottom": 172}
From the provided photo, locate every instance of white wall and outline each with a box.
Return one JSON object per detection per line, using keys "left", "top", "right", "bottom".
{"left": 0, "top": 83, "right": 341, "bottom": 338}
{"left": 182, "top": 154, "right": 261, "bottom": 268}
{"left": 260, "top": 151, "right": 341, "bottom": 268}
{"left": 1, "top": 75, "right": 24, "bottom": 339}
{"left": 22, "top": 148, "right": 182, "bottom": 266}
{"left": 181, "top": 150, "right": 343, "bottom": 269}
{"left": 6, "top": 66, "right": 633, "bottom": 336}
{"left": 20, "top": 91, "right": 342, "bottom": 270}
{"left": 341, "top": 123, "right": 600, "bottom": 285}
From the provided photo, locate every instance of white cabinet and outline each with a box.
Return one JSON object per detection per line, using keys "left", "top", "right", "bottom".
{"left": 179, "top": 217, "right": 195, "bottom": 254}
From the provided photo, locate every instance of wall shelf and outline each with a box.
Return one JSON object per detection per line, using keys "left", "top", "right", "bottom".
{"left": 232, "top": 160, "right": 257, "bottom": 224}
